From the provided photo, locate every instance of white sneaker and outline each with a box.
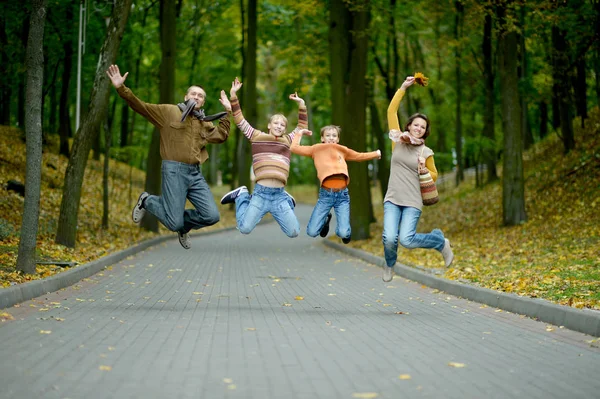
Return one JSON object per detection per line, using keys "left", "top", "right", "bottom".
{"left": 178, "top": 232, "right": 191, "bottom": 250}
{"left": 441, "top": 238, "right": 454, "bottom": 267}
{"left": 220, "top": 186, "right": 248, "bottom": 205}
{"left": 382, "top": 266, "right": 394, "bottom": 282}
{"left": 132, "top": 192, "right": 149, "bottom": 224}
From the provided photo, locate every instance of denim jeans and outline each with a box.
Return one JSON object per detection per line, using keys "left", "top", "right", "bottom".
{"left": 144, "top": 160, "right": 220, "bottom": 234}
{"left": 306, "top": 188, "right": 351, "bottom": 240}
{"left": 382, "top": 201, "right": 445, "bottom": 267}
{"left": 235, "top": 184, "right": 299, "bottom": 238}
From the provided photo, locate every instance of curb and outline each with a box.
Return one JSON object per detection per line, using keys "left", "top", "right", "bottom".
{"left": 0, "top": 226, "right": 237, "bottom": 310}
{"left": 323, "top": 240, "right": 600, "bottom": 338}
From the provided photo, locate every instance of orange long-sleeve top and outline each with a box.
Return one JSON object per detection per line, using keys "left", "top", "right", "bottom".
{"left": 291, "top": 134, "right": 380, "bottom": 186}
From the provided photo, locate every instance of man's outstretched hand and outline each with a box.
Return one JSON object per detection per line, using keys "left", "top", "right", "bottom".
{"left": 106, "top": 64, "right": 128, "bottom": 88}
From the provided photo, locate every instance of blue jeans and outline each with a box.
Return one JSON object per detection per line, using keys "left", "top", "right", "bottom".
{"left": 306, "top": 188, "right": 351, "bottom": 240}
{"left": 144, "top": 160, "right": 220, "bottom": 234}
{"left": 382, "top": 201, "right": 445, "bottom": 267}
{"left": 235, "top": 184, "right": 299, "bottom": 238}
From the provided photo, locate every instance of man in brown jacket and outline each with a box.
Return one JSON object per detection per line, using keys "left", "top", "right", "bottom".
{"left": 106, "top": 64, "right": 232, "bottom": 249}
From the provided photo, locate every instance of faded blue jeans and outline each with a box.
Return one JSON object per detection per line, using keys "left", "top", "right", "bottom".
{"left": 144, "top": 160, "right": 220, "bottom": 234}
{"left": 382, "top": 201, "right": 445, "bottom": 267}
{"left": 235, "top": 183, "right": 299, "bottom": 237}
{"left": 306, "top": 188, "right": 351, "bottom": 240}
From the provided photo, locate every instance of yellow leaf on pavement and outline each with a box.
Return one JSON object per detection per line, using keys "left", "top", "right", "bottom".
{"left": 448, "top": 362, "right": 466, "bottom": 368}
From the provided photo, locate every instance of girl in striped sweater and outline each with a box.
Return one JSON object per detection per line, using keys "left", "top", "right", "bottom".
{"left": 220, "top": 78, "right": 308, "bottom": 237}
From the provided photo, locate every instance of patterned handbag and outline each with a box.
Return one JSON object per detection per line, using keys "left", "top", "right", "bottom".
{"left": 419, "top": 148, "right": 439, "bottom": 206}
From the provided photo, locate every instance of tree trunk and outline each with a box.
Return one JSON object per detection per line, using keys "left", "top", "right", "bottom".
{"left": 330, "top": 0, "right": 371, "bottom": 240}
{"left": 102, "top": 97, "right": 117, "bottom": 229}
{"left": 55, "top": 0, "right": 132, "bottom": 248}
{"left": 518, "top": 8, "right": 533, "bottom": 150}
{"left": 0, "top": 13, "right": 11, "bottom": 125}
{"left": 498, "top": 4, "right": 527, "bottom": 226}
{"left": 17, "top": 18, "right": 30, "bottom": 128}
{"left": 539, "top": 100, "right": 548, "bottom": 139}
{"left": 142, "top": 0, "right": 176, "bottom": 232}
{"left": 16, "top": 0, "right": 47, "bottom": 274}
{"left": 237, "top": 0, "right": 256, "bottom": 189}
{"left": 58, "top": 2, "right": 73, "bottom": 158}
{"left": 454, "top": 0, "right": 464, "bottom": 186}
{"left": 551, "top": 25, "right": 575, "bottom": 153}
{"left": 574, "top": 56, "right": 587, "bottom": 128}
{"left": 482, "top": 9, "right": 497, "bottom": 183}
{"left": 369, "top": 80, "right": 389, "bottom": 199}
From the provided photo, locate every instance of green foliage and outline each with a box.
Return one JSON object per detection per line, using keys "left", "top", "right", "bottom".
{"left": 0, "top": 218, "right": 16, "bottom": 240}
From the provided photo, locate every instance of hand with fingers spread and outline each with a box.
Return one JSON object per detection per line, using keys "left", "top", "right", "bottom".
{"left": 219, "top": 90, "right": 232, "bottom": 112}
{"left": 289, "top": 92, "right": 305, "bottom": 107}
{"left": 230, "top": 77, "right": 242, "bottom": 98}
{"left": 106, "top": 64, "right": 128, "bottom": 88}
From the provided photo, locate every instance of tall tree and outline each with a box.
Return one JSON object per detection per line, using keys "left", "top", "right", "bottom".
{"left": 237, "top": 0, "right": 256, "bottom": 189}
{"left": 481, "top": 4, "right": 497, "bottom": 182}
{"left": 497, "top": 1, "right": 527, "bottom": 226}
{"left": 454, "top": 0, "right": 464, "bottom": 186}
{"left": 330, "top": 0, "right": 372, "bottom": 240}
{"left": 16, "top": 0, "right": 47, "bottom": 274}
{"left": 0, "top": 12, "right": 11, "bottom": 125}
{"left": 55, "top": 0, "right": 132, "bottom": 247}
{"left": 57, "top": 1, "right": 74, "bottom": 157}
{"left": 141, "top": 0, "right": 176, "bottom": 232}
{"left": 518, "top": 7, "right": 533, "bottom": 150}
{"left": 551, "top": 23, "right": 575, "bottom": 153}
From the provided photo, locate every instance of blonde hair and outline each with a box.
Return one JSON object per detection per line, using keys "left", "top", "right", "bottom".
{"left": 269, "top": 114, "right": 288, "bottom": 126}
{"left": 320, "top": 125, "right": 341, "bottom": 138}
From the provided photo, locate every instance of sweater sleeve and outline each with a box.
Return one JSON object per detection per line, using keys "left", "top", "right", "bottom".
{"left": 287, "top": 103, "right": 308, "bottom": 143}
{"left": 387, "top": 88, "right": 405, "bottom": 131}
{"left": 230, "top": 95, "right": 260, "bottom": 141}
{"left": 342, "top": 146, "right": 380, "bottom": 162}
{"left": 425, "top": 156, "right": 438, "bottom": 182}
{"left": 290, "top": 133, "right": 314, "bottom": 157}
{"left": 116, "top": 85, "right": 167, "bottom": 128}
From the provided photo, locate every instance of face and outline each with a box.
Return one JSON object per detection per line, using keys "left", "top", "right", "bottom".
{"left": 321, "top": 128, "right": 340, "bottom": 144}
{"left": 268, "top": 116, "right": 287, "bottom": 137}
{"left": 185, "top": 86, "right": 206, "bottom": 109}
{"left": 408, "top": 117, "right": 427, "bottom": 138}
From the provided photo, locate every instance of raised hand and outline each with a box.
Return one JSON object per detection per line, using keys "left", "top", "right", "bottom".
{"left": 106, "top": 64, "right": 128, "bottom": 88}
{"left": 219, "top": 90, "right": 232, "bottom": 112}
{"left": 289, "top": 92, "right": 305, "bottom": 107}
{"left": 376, "top": 149, "right": 381, "bottom": 159}
{"left": 230, "top": 77, "right": 242, "bottom": 97}
{"left": 297, "top": 128, "right": 312, "bottom": 136}
{"left": 400, "top": 76, "right": 415, "bottom": 90}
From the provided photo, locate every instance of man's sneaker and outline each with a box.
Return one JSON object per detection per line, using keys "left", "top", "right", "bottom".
{"left": 382, "top": 266, "right": 394, "bottom": 282}
{"left": 285, "top": 191, "right": 296, "bottom": 208}
{"left": 320, "top": 213, "right": 332, "bottom": 237}
{"left": 132, "top": 192, "right": 149, "bottom": 224}
{"left": 441, "top": 238, "right": 454, "bottom": 267}
{"left": 342, "top": 235, "right": 351, "bottom": 244}
{"left": 178, "top": 231, "right": 191, "bottom": 250}
{"left": 220, "top": 186, "right": 248, "bottom": 205}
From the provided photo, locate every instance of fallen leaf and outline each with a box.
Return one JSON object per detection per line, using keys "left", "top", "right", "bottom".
{"left": 99, "top": 365, "right": 112, "bottom": 371}
{"left": 398, "top": 374, "right": 411, "bottom": 380}
{"left": 1, "top": 312, "right": 14, "bottom": 321}
{"left": 40, "top": 330, "right": 52, "bottom": 334}
{"left": 448, "top": 362, "right": 466, "bottom": 368}
{"left": 245, "top": 328, "right": 256, "bottom": 331}
{"left": 295, "top": 296, "right": 304, "bottom": 300}
{"left": 282, "top": 303, "right": 292, "bottom": 307}
{"left": 352, "top": 393, "right": 378, "bottom": 398}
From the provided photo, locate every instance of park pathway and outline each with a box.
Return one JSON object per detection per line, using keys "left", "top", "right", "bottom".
{"left": 1, "top": 204, "right": 599, "bottom": 399}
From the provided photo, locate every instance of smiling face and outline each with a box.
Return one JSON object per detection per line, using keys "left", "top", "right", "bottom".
{"left": 407, "top": 117, "right": 428, "bottom": 139}
{"left": 321, "top": 127, "right": 340, "bottom": 144}
{"left": 184, "top": 86, "right": 206, "bottom": 109}
{"left": 268, "top": 115, "right": 288, "bottom": 137}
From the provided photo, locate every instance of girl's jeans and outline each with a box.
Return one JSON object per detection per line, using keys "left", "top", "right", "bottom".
{"left": 145, "top": 160, "right": 220, "bottom": 234}
{"left": 235, "top": 184, "right": 299, "bottom": 238}
{"left": 306, "top": 188, "right": 350, "bottom": 240}
{"left": 382, "top": 201, "right": 445, "bottom": 267}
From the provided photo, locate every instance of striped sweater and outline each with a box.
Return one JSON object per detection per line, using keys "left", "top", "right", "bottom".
{"left": 230, "top": 95, "right": 308, "bottom": 184}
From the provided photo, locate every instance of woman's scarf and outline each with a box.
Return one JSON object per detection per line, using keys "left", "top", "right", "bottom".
{"left": 388, "top": 129, "right": 424, "bottom": 146}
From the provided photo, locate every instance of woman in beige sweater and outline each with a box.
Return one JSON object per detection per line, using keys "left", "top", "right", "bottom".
{"left": 381, "top": 76, "right": 454, "bottom": 282}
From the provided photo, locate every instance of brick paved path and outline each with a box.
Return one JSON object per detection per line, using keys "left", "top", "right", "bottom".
{"left": 1, "top": 205, "right": 599, "bottom": 399}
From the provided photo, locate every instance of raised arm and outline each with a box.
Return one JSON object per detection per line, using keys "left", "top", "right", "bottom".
{"left": 288, "top": 93, "right": 308, "bottom": 134}
{"left": 387, "top": 76, "right": 414, "bottom": 131}
{"left": 229, "top": 78, "right": 260, "bottom": 141}
{"left": 107, "top": 64, "right": 166, "bottom": 128}
{"left": 290, "top": 128, "right": 314, "bottom": 157}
